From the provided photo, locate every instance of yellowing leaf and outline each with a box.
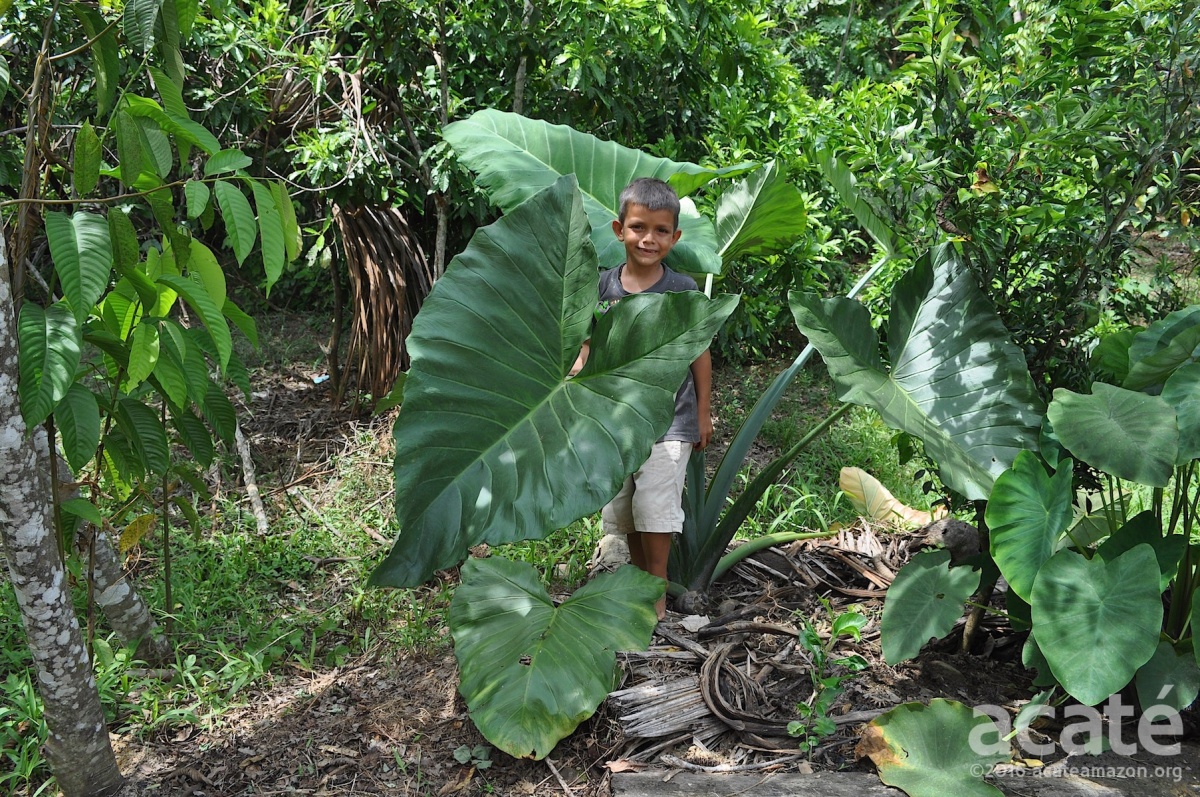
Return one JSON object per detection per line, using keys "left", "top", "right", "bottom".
{"left": 119, "top": 513, "right": 158, "bottom": 553}
{"left": 839, "top": 467, "right": 942, "bottom": 527}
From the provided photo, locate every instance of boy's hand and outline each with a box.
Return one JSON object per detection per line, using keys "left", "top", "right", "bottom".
{"left": 695, "top": 415, "right": 713, "bottom": 450}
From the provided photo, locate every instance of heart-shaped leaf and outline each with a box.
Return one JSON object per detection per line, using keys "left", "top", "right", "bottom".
{"left": 1125, "top": 305, "right": 1200, "bottom": 391}
{"left": 442, "top": 109, "right": 730, "bottom": 274}
{"left": 371, "top": 176, "right": 736, "bottom": 587}
{"left": 985, "top": 451, "right": 1073, "bottom": 602}
{"left": 1046, "top": 383, "right": 1177, "bottom": 487}
{"left": 450, "top": 557, "right": 660, "bottom": 759}
{"left": 1031, "top": 545, "right": 1162, "bottom": 705}
{"left": 791, "top": 245, "right": 1043, "bottom": 500}
{"left": 881, "top": 549, "right": 981, "bottom": 664}
{"left": 1096, "top": 511, "right": 1184, "bottom": 592}
{"left": 858, "top": 699, "right": 1007, "bottom": 797}
{"left": 1136, "top": 640, "right": 1200, "bottom": 714}
{"left": 1092, "top": 327, "right": 1140, "bottom": 385}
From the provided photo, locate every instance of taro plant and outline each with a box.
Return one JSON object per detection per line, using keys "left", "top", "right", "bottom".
{"left": 369, "top": 173, "right": 737, "bottom": 757}
{"left": 792, "top": 237, "right": 1200, "bottom": 713}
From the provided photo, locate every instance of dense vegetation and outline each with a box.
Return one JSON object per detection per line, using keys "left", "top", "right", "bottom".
{"left": 1, "top": 0, "right": 1198, "bottom": 793}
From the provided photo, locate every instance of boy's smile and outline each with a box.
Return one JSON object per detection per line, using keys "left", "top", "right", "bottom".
{"left": 612, "top": 205, "right": 681, "bottom": 272}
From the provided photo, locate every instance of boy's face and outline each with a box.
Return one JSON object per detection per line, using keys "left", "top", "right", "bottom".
{"left": 612, "top": 204, "right": 681, "bottom": 271}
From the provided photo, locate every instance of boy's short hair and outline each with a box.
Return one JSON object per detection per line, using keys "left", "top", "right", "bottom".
{"left": 618, "top": 178, "right": 680, "bottom": 228}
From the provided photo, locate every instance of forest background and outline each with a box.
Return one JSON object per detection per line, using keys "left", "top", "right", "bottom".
{"left": 1, "top": 0, "right": 1198, "bottom": 793}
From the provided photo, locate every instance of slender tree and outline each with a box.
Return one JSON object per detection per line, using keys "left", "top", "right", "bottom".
{"left": 0, "top": 231, "right": 123, "bottom": 796}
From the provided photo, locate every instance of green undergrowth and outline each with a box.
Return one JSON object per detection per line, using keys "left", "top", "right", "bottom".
{"left": 1, "top": 349, "right": 933, "bottom": 794}
{"left": 714, "top": 357, "right": 936, "bottom": 537}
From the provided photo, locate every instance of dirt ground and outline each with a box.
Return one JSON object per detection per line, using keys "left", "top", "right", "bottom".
{"left": 106, "top": 313, "right": 1198, "bottom": 797}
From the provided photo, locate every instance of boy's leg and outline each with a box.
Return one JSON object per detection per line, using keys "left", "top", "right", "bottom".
{"left": 627, "top": 531, "right": 672, "bottom": 619}
{"left": 628, "top": 440, "right": 690, "bottom": 620}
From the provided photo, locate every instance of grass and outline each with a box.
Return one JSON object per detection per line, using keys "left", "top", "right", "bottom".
{"left": 712, "top": 357, "right": 937, "bottom": 537}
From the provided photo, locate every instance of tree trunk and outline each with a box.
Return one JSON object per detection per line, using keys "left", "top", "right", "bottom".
{"left": 79, "top": 525, "right": 171, "bottom": 664}
{"left": 1, "top": 234, "right": 124, "bottom": 797}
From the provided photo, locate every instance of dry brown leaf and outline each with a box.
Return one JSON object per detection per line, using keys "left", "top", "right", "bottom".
{"left": 856, "top": 722, "right": 900, "bottom": 766}
{"left": 603, "top": 759, "right": 647, "bottom": 773}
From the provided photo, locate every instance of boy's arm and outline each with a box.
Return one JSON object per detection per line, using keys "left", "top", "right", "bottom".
{"left": 691, "top": 348, "right": 713, "bottom": 450}
{"left": 568, "top": 340, "right": 590, "bottom": 378}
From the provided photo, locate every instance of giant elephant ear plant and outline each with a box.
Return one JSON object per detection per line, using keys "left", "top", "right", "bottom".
{"left": 791, "top": 237, "right": 1200, "bottom": 793}
{"left": 370, "top": 174, "right": 737, "bottom": 757}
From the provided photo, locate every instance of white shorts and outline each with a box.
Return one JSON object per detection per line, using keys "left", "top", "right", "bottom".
{"left": 602, "top": 440, "right": 690, "bottom": 534}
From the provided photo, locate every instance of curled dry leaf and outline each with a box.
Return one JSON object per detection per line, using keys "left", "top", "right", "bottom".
{"left": 604, "top": 759, "right": 647, "bottom": 773}
{"left": 839, "top": 467, "right": 944, "bottom": 528}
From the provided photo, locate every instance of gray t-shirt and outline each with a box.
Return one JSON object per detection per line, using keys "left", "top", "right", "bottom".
{"left": 597, "top": 264, "right": 700, "bottom": 443}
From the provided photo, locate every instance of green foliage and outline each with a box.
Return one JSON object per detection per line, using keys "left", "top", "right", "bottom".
{"left": 791, "top": 244, "right": 1044, "bottom": 501}
{"left": 448, "top": 558, "right": 660, "bottom": 759}
{"left": 1030, "top": 546, "right": 1163, "bottom": 705}
{"left": 880, "top": 550, "right": 981, "bottom": 665}
{"left": 442, "top": 109, "right": 739, "bottom": 274}
{"left": 787, "top": 603, "right": 869, "bottom": 753}
{"left": 811, "top": 0, "right": 1200, "bottom": 391}
{"left": 984, "top": 451, "right": 1074, "bottom": 602}
{"left": 863, "top": 274, "right": 1198, "bottom": 709}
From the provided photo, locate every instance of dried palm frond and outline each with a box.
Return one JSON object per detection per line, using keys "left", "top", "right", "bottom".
{"left": 333, "top": 203, "right": 433, "bottom": 408}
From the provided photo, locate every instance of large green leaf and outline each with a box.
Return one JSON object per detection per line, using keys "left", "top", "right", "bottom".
{"left": 790, "top": 245, "right": 1043, "bottom": 500}
{"left": 1030, "top": 545, "right": 1162, "bottom": 705}
{"left": 74, "top": 120, "right": 101, "bottom": 198}
{"left": 1163, "top": 361, "right": 1200, "bottom": 463}
{"left": 251, "top": 180, "right": 285, "bottom": 294}
{"left": 269, "top": 181, "right": 301, "bottom": 263}
{"left": 880, "top": 549, "right": 980, "bottom": 664}
{"left": 213, "top": 180, "right": 257, "bottom": 265}
{"left": 1095, "top": 511, "right": 1184, "bottom": 593}
{"left": 18, "top": 301, "right": 81, "bottom": 428}
{"left": 442, "top": 109, "right": 724, "bottom": 274}
{"left": 1136, "top": 640, "right": 1200, "bottom": 714}
{"left": 1125, "top": 305, "right": 1200, "bottom": 391}
{"left": 126, "top": 321, "right": 160, "bottom": 389}
{"left": 204, "top": 149, "right": 253, "bottom": 177}
{"left": 55, "top": 383, "right": 101, "bottom": 472}
{"left": 985, "top": 452, "right": 1073, "bottom": 602}
{"left": 1046, "top": 383, "right": 1177, "bottom": 487}
{"left": 116, "top": 397, "right": 170, "bottom": 476}
{"left": 450, "top": 558, "right": 660, "bottom": 759}
{"left": 186, "top": 241, "right": 226, "bottom": 308}
{"left": 860, "top": 699, "right": 1007, "bottom": 797}
{"left": 74, "top": 5, "right": 120, "bottom": 117}
{"left": 814, "top": 148, "right": 905, "bottom": 259}
{"left": 124, "top": 0, "right": 161, "bottom": 53}
{"left": 714, "top": 160, "right": 808, "bottom": 265}
{"left": 157, "top": 273, "right": 231, "bottom": 371}
{"left": 45, "top": 211, "right": 112, "bottom": 324}
{"left": 125, "top": 93, "right": 220, "bottom": 156}
{"left": 371, "top": 177, "right": 737, "bottom": 588}
{"left": 114, "top": 109, "right": 148, "bottom": 187}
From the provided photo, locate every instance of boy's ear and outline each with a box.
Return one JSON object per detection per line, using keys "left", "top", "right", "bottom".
{"left": 611, "top": 218, "right": 624, "bottom": 239}
{"left": 671, "top": 228, "right": 682, "bottom": 244}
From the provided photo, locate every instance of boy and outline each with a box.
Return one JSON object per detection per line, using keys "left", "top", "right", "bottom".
{"left": 571, "top": 177, "right": 713, "bottom": 619}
